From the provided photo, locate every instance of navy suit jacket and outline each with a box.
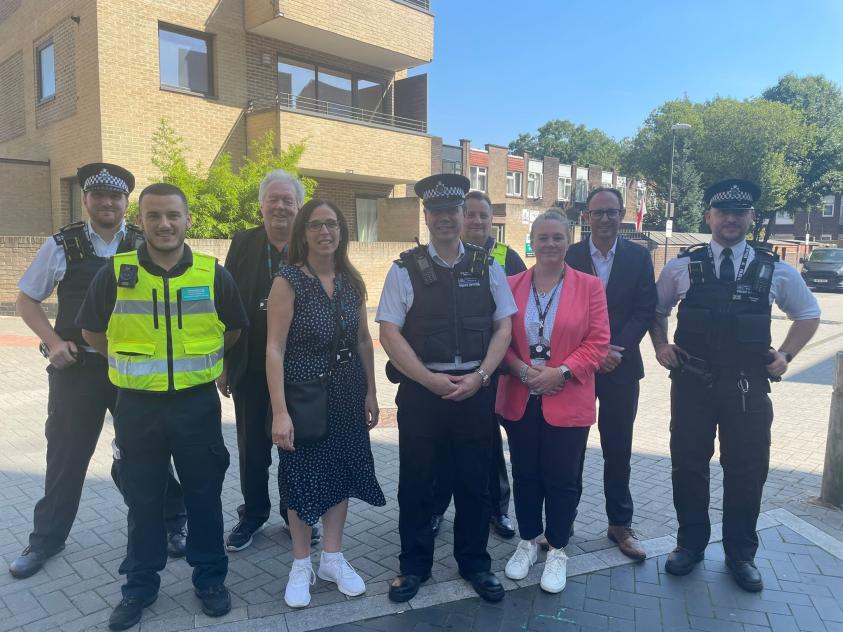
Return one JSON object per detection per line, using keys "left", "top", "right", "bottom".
{"left": 565, "top": 237, "right": 657, "bottom": 383}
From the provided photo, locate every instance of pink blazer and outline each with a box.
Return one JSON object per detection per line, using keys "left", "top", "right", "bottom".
{"left": 495, "top": 265, "right": 610, "bottom": 427}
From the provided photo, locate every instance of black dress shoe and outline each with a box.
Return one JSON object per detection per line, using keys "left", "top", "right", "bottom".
{"left": 490, "top": 514, "right": 516, "bottom": 539}
{"left": 388, "top": 573, "right": 430, "bottom": 602}
{"left": 167, "top": 526, "right": 187, "bottom": 558}
{"left": 664, "top": 547, "right": 704, "bottom": 576}
{"left": 725, "top": 557, "right": 763, "bottom": 592}
{"left": 195, "top": 584, "right": 232, "bottom": 617}
{"left": 430, "top": 514, "right": 444, "bottom": 537}
{"left": 460, "top": 570, "right": 505, "bottom": 602}
{"left": 108, "top": 594, "right": 157, "bottom": 630}
{"left": 9, "top": 544, "right": 65, "bottom": 579}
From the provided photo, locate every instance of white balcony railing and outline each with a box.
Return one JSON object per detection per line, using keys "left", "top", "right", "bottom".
{"left": 273, "top": 92, "right": 427, "bottom": 133}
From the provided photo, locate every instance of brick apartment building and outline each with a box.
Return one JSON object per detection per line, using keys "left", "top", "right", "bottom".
{"left": 0, "top": 0, "right": 434, "bottom": 237}
{"left": 768, "top": 195, "right": 843, "bottom": 243}
{"left": 432, "top": 139, "right": 645, "bottom": 255}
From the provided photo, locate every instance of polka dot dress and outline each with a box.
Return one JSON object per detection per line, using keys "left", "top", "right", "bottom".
{"left": 275, "top": 265, "right": 386, "bottom": 525}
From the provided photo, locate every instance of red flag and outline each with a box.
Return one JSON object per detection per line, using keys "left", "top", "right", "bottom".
{"left": 635, "top": 195, "right": 646, "bottom": 231}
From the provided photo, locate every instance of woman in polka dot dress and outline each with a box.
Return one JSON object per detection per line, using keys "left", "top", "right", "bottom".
{"left": 266, "top": 199, "right": 386, "bottom": 608}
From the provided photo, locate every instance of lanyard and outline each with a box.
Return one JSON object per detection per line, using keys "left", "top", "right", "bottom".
{"left": 530, "top": 269, "right": 564, "bottom": 342}
{"left": 305, "top": 262, "right": 347, "bottom": 342}
{"left": 707, "top": 244, "right": 750, "bottom": 281}
{"left": 266, "top": 242, "right": 288, "bottom": 282}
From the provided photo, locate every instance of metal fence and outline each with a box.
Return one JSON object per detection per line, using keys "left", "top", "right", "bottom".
{"left": 274, "top": 92, "right": 427, "bottom": 133}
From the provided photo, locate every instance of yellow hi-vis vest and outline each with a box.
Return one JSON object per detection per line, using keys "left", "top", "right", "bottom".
{"left": 106, "top": 250, "right": 225, "bottom": 392}
{"left": 490, "top": 241, "right": 509, "bottom": 267}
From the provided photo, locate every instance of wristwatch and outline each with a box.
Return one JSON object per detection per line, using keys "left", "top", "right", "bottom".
{"left": 475, "top": 367, "right": 491, "bottom": 387}
{"left": 558, "top": 365, "right": 573, "bottom": 384}
{"left": 39, "top": 342, "right": 50, "bottom": 359}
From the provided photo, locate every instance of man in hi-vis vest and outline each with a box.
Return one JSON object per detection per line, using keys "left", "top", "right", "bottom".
{"left": 78, "top": 183, "right": 248, "bottom": 631}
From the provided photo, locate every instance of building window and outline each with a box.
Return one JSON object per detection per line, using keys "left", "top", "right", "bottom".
{"left": 494, "top": 224, "right": 505, "bottom": 243}
{"left": 36, "top": 41, "right": 55, "bottom": 102}
{"left": 636, "top": 184, "right": 646, "bottom": 207}
{"left": 277, "top": 58, "right": 317, "bottom": 109}
{"left": 820, "top": 234, "right": 833, "bottom": 241}
{"left": 356, "top": 197, "right": 378, "bottom": 242}
{"left": 575, "top": 167, "right": 589, "bottom": 202}
{"left": 822, "top": 195, "right": 835, "bottom": 217}
{"left": 557, "top": 176, "right": 571, "bottom": 201}
{"left": 356, "top": 78, "right": 384, "bottom": 114}
{"left": 159, "top": 25, "right": 213, "bottom": 95}
{"left": 318, "top": 67, "right": 352, "bottom": 116}
{"left": 527, "top": 172, "right": 543, "bottom": 199}
{"left": 442, "top": 145, "right": 462, "bottom": 175}
{"left": 506, "top": 171, "right": 522, "bottom": 197}
{"left": 601, "top": 171, "right": 613, "bottom": 188}
{"left": 616, "top": 176, "right": 627, "bottom": 203}
{"left": 775, "top": 210, "right": 794, "bottom": 225}
{"left": 470, "top": 166, "right": 487, "bottom": 192}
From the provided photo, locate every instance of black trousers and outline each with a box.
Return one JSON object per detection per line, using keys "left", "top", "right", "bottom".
{"left": 114, "top": 383, "right": 229, "bottom": 599}
{"left": 29, "top": 359, "right": 185, "bottom": 553}
{"left": 575, "top": 378, "right": 639, "bottom": 528}
{"left": 670, "top": 374, "right": 773, "bottom": 561}
{"left": 111, "top": 460, "right": 187, "bottom": 534}
{"left": 232, "top": 371, "right": 275, "bottom": 525}
{"left": 432, "top": 421, "right": 511, "bottom": 517}
{"left": 502, "top": 396, "right": 590, "bottom": 549}
{"left": 396, "top": 377, "right": 495, "bottom": 577}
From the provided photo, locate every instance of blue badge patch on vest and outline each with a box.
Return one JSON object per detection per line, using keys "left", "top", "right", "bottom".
{"left": 181, "top": 286, "right": 211, "bottom": 301}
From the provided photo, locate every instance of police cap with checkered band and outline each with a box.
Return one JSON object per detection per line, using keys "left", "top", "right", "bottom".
{"left": 704, "top": 179, "right": 760, "bottom": 212}
{"left": 77, "top": 163, "right": 135, "bottom": 195}
{"left": 414, "top": 173, "right": 471, "bottom": 211}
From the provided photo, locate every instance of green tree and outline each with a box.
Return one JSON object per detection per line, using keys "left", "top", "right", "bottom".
{"left": 138, "top": 118, "right": 315, "bottom": 238}
{"left": 762, "top": 73, "right": 843, "bottom": 211}
{"left": 509, "top": 119, "right": 623, "bottom": 168}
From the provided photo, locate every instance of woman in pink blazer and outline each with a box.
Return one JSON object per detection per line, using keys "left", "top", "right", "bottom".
{"left": 496, "top": 210, "right": 609, "bottom": 593}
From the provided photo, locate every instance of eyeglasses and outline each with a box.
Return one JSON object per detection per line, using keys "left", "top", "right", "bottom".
{"left": 588, "top": 208, "right": 621, "bottom": 219}
{"left": 305, "top": 219, "right": 340, "bottom": 232}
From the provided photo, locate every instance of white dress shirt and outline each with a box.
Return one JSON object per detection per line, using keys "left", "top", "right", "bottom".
{"left": 656, "top": 239, "right": 820, "bottom": 321}
{"left": 18, "top": 221, "right": 128, "bottom": 302}
{"left": 589, "top": 237, "right": 618, "bottom": 288}
{"left": 376, "top": 241, "right": 518, "bottom": 370}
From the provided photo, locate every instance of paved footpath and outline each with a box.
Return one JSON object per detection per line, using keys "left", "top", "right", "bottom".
{"left": 0, "top": 294, "right": 842, "bottom": 631}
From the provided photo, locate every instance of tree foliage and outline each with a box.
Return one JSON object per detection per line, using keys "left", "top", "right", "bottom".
{"left": 133, "top": 118, "right": 315, "bottom": 238}
{"left": 509, "top": 119, "right": 623, "bottom": 169}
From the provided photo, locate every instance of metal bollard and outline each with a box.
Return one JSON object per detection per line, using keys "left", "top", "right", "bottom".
{"left": 820, "top": 351, "right": 843, "bottom": 508}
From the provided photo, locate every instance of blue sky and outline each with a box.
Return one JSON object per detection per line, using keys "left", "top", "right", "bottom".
{"left": 413, "top": 0, "right": 843, "bottom": 148}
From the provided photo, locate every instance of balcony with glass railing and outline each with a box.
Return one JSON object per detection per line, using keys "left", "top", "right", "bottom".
{"left": 273, "top": 93, "right": 427, "bottom": 134}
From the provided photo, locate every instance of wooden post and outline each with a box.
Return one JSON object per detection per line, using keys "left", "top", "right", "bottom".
{"left": 820, "top": 352, "right": 843, "bottom": 507}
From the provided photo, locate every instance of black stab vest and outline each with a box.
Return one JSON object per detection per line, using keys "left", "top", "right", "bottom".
{"left": 399, "top": 243, "right": 495, "bottom": 364}
{"left": 674, "top": 242, "right": 777, "bottom": 378}
{"left": 53, "top": 222, "right": 143, "bottom": 346}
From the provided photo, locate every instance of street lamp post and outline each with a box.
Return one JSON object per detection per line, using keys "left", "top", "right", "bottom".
{"left": 664, "top": 123, "right": 692, "bottom": 264}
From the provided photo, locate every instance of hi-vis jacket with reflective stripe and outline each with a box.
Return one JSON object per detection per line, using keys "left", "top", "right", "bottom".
{"left": 106, "top": 250, "right": 225, "bottom": 391}
{"left": 489, "top": 241, "right": 509, "bottom": 267}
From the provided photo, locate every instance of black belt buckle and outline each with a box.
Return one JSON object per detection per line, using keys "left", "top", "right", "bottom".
{"left": 336, "top": 348, "right": 352, "bottom": 365}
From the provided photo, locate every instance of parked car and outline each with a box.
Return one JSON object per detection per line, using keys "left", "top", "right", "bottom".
{"left": 800, "top": 248, "right": 843, "bottom": 291}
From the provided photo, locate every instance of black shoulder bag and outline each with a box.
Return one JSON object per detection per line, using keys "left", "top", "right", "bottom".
{"left": 267, "top": 271, "right": 344, "bottom": 447}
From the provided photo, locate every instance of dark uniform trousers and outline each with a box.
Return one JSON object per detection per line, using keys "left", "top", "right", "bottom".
{"left": 396, "top": 376, "right": 495, "bottom": 577}
{"left": 232, "top": 371, "right": 273, "bottom": 525}
{"left": 670, "top": 374, "right": 773, "bottom": 561}
{"left": 30, "top": 356, "right": 185, "bottom": 553}
{"left": 114, "top": 383, "right": 229, "bottom": 599}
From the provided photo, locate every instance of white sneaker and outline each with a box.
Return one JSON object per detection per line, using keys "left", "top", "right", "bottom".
{"left": 505, "top": 539, "right": 538, "bottom": 580}
{"left": 541, "top": 547, "right": 568, "bottom": 593}
{"left": 317, "top": 552, "right": 366, "bottom": 596}
{"left": 285, "top": 560, "right": 316, "bottom": 608}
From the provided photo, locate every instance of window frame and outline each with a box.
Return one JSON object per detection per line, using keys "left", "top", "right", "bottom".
{"left": 158, "top": 23, "right": 215, "bottom": 98}
{"left": 822, "top": 195, "right": 835, "bottom": 218}
{"left": 36, "top": 39, "right": 55, "bottom": 103}
{"left": 470, "top": 166, "right": 487, "bottom": 192}
{"left": 575, "top": 167, "right": 589, "bottom": 203}
{"left": 557, "top": 176, "right": 571, "bottom": 201}
{"left": 506, "top": 171, "right": 522, "bottom": 197}
{"left": 527, "top": 171, "right": 542, "bottom": 200}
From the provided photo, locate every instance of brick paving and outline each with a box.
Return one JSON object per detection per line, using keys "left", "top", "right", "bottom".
{"left": 0, "top": 293, "right": 841, "bottom": 631}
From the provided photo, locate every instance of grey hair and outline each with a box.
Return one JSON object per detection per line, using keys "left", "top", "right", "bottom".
{"left": 530, "top": 209, "right": 571, "bottom": 241}
{"left": 259, "top": 169, "right": 305, "bottom": 206}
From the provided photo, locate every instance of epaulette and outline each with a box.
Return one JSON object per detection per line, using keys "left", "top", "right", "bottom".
{"left": 395, "top": 244, "right": 426, "bottom": 268}
{"left": 118, "top": 223, "right": 145, "bottom": 253}
{"left": 53, "top": 221, "right": 94, "bottom": 263}
{"left": 678, "top": 243, "right": 707, "bottom": 259}
{"left": 747, "top": 240, "right": 780, "bottom": 263}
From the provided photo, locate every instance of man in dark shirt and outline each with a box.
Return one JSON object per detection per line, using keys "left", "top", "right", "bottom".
{"left": 78, "top": 183, "right": 249, "bottom": 630}
{"left": 216, "top": 169, "right": 321, "bottom": 550}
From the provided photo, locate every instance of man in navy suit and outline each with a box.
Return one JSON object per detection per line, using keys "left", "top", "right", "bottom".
{"left": 565, "top": 187, "right": 657, "bottom": 561}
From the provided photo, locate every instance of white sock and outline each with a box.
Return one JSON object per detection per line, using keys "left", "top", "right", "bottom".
{"left": 321, "top": 550, "right": 342, "bottom": 562}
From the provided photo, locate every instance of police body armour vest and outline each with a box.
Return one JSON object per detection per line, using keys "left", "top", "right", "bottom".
{"left": 398, "top": 243, "right": 495, "bottom": 364}
{"left": 53, "top": 222, "right": 142, "bottom": 347}
{"left": 106, "top": 250, "right": 225, "bottom": 391}
{"left": 674, "top": 242, "right": 777, "bottom": 378}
